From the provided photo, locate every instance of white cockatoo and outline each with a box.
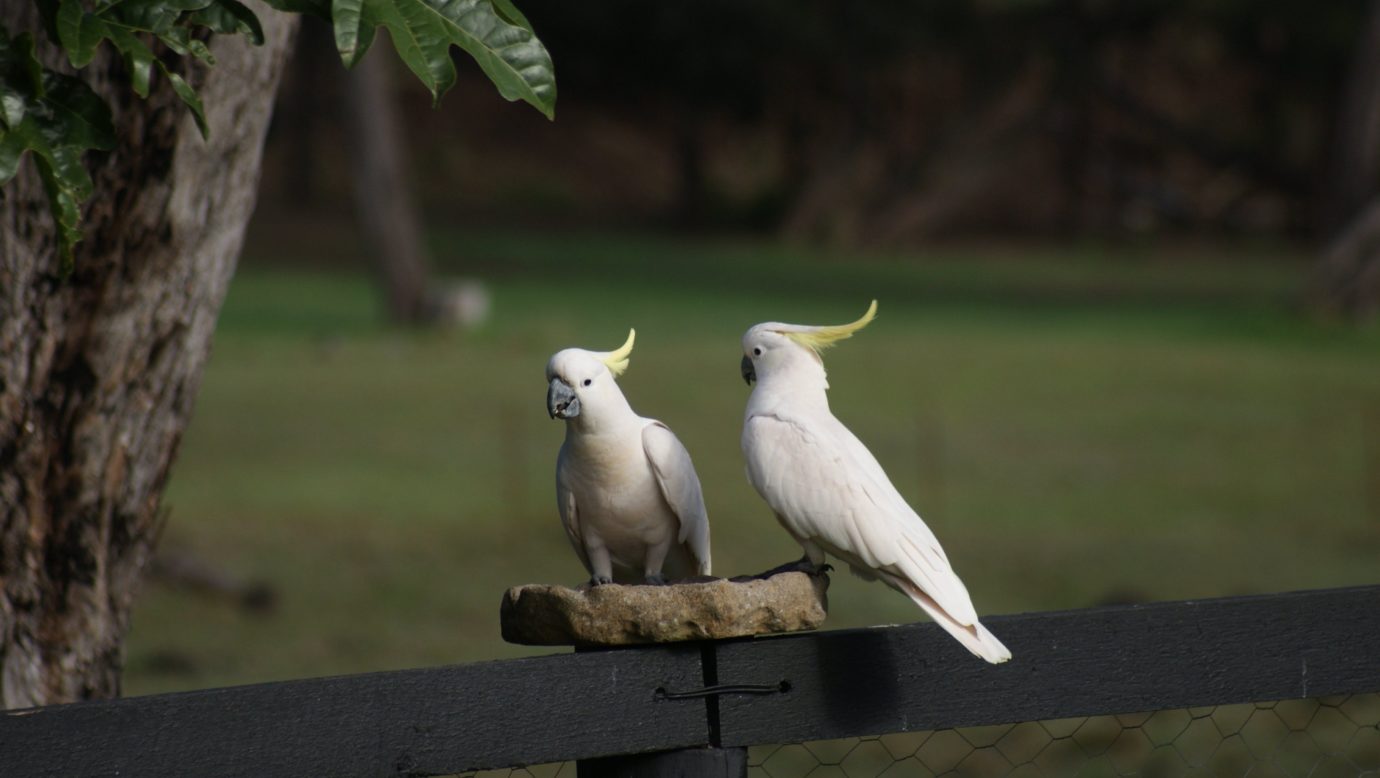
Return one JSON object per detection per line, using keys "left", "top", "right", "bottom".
{"left": 547, "top": 329, "right": 712, "bottom": 585}
{"left": 739, "top": 301, "right": 1011, "bottom": 663}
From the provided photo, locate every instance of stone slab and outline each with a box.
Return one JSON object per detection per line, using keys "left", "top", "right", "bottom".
{"left": 501, "top": 572, "right": 830, "bottom": 646}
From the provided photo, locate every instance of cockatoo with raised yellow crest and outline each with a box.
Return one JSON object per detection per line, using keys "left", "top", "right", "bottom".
{"left": 739, "top": 301, "right": 1011, "bottom": 663}
{"left": 546, "top": 329, "right": 712, "bottom": 586}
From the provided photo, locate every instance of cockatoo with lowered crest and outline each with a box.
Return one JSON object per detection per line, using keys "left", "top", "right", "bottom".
{"left": 547, "top": 329, "right": 712, "bottom": 586}
{"left": 739, "top": 301, "right": 1011, "bottom": 664}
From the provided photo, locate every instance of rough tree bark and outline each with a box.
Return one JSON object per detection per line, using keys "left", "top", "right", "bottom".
{"left": 0, "top": 2, "right": 297, "bottom": 708}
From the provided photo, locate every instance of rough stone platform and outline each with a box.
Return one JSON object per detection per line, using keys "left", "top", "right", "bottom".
{"left": 500, "top": 571, "right": 829, "bottom": 646}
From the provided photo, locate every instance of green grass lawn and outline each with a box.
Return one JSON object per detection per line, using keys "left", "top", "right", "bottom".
{"left": 122, "top": 229, "right": 1380, "bottom": 696}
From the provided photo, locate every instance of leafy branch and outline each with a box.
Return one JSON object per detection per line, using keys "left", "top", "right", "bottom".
{"left": 321, "top": 0, "right": 554, "bottom": 114}
{"left": 0, "top": 26, "right": 114, "bottom": 269}
{"left": 1, "top": 0, "right": 555, "bottom": 266}
{"left": 50, "top": 0, "right": 268, "bottom": 137}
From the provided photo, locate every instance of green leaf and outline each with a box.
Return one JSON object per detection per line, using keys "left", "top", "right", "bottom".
{"left": 159, "top": 63, "right": 207, "bottom": 138}
{"left": 50, "top": 0, "right": 267, "bottom": 136}
{"left": 11, "top": 114, "right": 91, "bottom": 267}
{"left": 349, "top": 21, "right": 377, "bottom": 69}
{"left": 0, "top": 127, "right": 24, "bottom": 180}
{"left": 0, "top": 24, "right": 115, "bottom": 262}
{"left": 156, "top": 25, "right": 216, "bottom": 65}
{"left": 332, "top": 0, "right": 370, "bottom": 67}
{"left": 164, "top": 0, "right": 221, "bottom": 11}
{"left": 335, "top": 0, "right": 555, "bottom": 117}
{"left": 34, "top": 0, "right": 63, "bottom": 48}
{"left": 0, "top": 86, "right": 24, "bottom": 130}
{"left": 110, "top": 0, "right": 184, "bottom": 36}
{"left": 39, "top": 136, "right": 96, "bottom": 201}
{"left": 40, "top": 69, "right": 116, "bottom": 151}
{"left": 261, "top": 0, "right": 331, "bottom": 18}
{"left": 186, "top": 36, "right": 215, "bottom": 64}
{"left": 55, "top": 0, "right": 83, "bottom": 59}
{"left": 0, "top": 32, "right": 36, "bottom": 128}
{"left": 156, "top": 25, "right": 192, "bottom": 54}
{"left": 187, "top": 0, "right": 265, "bottom": 45}
{"left": 101, "top": 24, "right": 155, "bottom": 96}
{"left": 487, "top": 0, "right": 531, "bottom": 31}
{"left": 38, "top": 162, "right": 83, "bottom": 274}
{"left": 7, "top": 27, "right": 45, "bottom": 94}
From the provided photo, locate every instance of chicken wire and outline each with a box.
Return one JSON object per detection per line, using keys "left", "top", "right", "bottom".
{"left": 748, "top": 695, "right": 1380, "bottom": 778}
{"left": 452, "top": 694, "right": 1380, "bottom": 778}
{"left": 455, "top": 766, "right": 572, "bottom": 778}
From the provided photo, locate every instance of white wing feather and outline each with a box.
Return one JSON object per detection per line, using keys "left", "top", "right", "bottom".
{"left": 743, "top": 412, "right": 978, "bottom": 626}
{"left": 555, "top": 446, "right": 591, "bottom": 574}
{"left": 642, "top": 421, "right": 712, "bottom": 575}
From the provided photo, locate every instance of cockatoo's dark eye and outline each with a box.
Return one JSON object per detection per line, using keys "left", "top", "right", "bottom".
{"left": 583, "top": 378, "right": 592, "bottom": 387}
{"left": 753, "top": 347, "right": 762, "bottom": 356}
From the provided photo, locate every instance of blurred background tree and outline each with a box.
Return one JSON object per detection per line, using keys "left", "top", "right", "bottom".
{"left": 0, "top": 0, "right": 299, "bottom": 709}
{"left": 0, "top": 0, "right": 552, "bottom": 708}
{"left": 1318, "top": 0, "right": 1380, "bottom": 317}
{"left": 264, "top": 0, "right": 1380, "bottom": 315}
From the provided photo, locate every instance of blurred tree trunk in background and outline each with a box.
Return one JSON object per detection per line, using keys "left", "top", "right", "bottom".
{"left": 1050, "top": 0, "right": 1094, "bottom": 236}
{"left": 279, "top": 20, "right": 335, "bottom": 205}
{"left": 673, "top": 116, "right": 707, "bottom": 229}
{"left": 1317, "top": 0, "right": 1380, "bottom": 319}
{"left": 343, "top": 49, "right": 436, "bottom": 324}
{"left": 1319, "top": 200, "right": 1380, "bottom": 320}
{"left": 0, "top": 2, "right": 297, "bottom": 708}
{"left": 1322, "top": 0, "right": 1380, "bottom": 234}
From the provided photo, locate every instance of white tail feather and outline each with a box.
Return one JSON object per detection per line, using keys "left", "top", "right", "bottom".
{"left": 889, "top": 575, "right": 1012, "bottom": 664}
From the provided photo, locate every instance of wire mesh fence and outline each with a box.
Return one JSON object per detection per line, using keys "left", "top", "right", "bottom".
{"left": 747, "top": 694, "right": 1380, "bottom": 778}
{"left": 457, "top": 766, "right": 572, "bottom": 778}
{"left": 454, "top": 693, "right": 1380, "bottom": 778}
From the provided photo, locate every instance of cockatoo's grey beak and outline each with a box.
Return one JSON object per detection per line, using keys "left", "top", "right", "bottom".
{"left": 741, "top": 355, "right": 756, "bottom": 385}
{"left": 547, "top": 377, "right": 580, "bottom": 419}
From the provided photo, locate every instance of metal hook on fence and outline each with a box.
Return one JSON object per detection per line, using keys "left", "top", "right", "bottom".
{"left": 654, "top": 680, "right": 792, "bottom": 700}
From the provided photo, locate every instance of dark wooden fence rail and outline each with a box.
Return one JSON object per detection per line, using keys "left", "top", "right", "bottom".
{"left": 2, "top": 586, "right": 1378, "bottom": 777}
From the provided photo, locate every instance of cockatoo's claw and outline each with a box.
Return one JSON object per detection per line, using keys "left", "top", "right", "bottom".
{"left": 643, "top": 573, "right": 668, "bottom": 586}
{"left": 791, "top": 559, "right": 832, "bottom": 577}
{"left": 589, "top": 575, "right": 614, "bottom": 587}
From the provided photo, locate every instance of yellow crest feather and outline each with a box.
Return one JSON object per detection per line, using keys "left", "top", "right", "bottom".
{"left": 781, "top": 300, "right": 877, "bottom": 353}
{"left": 600, "top": 328, "right": 636, "bottom": 376}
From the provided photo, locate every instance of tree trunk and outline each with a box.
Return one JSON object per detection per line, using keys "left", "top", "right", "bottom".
{"left": 1314, "top": 0, "right": 1380, "bottom": 319}
{"left": 673, "top": 114, "right": 707, "bottom": 229}
{"left": 279, "top": 18, "right": 337, "bottom": 206}
{"left": 1321, "top": 0, "right": 1380, "bottom": 237}
{"left": 342, "top": 47, "right": 435, "bottom": 324}
{"left": 0, "top": 3, "right": 297, "bottom": 708}
{"left": 1316, "top": 196, "right": 1380, "bottom": 321}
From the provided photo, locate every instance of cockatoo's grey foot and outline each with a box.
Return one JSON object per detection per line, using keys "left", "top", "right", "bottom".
{"left": 589, "top": 575, "right": 614, "bottom": 587}
{"left": 643, "top": 573, "right": 668, "bottom": 586}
